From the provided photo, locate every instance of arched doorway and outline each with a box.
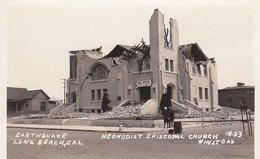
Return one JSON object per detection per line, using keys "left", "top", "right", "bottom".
{"left": 71, "top": 91, "right": 76, "bottom": 103}
{"left": 167, "top": 84, "right": 176, "bottom": 100}
{"left": 167, "top": 85, "right": 172, "bottom": 99}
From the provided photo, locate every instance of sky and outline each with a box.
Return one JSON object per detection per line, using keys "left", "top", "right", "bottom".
{"left": 6, "top": 0, "right": 257, "bottom": 100}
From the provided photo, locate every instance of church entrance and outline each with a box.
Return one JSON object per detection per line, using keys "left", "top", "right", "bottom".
{"left": 167, "top": 85, "right": 173, "bottom": 99}
{"left": 139, "top": 87, "right": 151, "bottom": 102}
{"left": 167, "top": 84, "right": 176, "bottom": 101}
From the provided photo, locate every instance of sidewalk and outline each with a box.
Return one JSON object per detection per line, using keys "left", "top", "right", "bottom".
{"left": 7, "top": 119, "right": 243, "bottom": 133}
{"left": 7, "top": 124, "right": 166, "bottom": 133}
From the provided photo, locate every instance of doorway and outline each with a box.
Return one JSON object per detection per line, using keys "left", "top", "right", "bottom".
{"left": 139, "top": 87, "right": 151, "bottom": 102}
{"left": 71, "top": 91, "right": 76, "bottom": 103}
{"left": 167, "top": 85, "right": 173, "bottom": 99}
{"left": 167, "top": 84, "right": 176, "bottom": 100}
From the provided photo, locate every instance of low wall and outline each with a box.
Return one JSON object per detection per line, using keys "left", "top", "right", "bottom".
{"left": 7, "top": 118, "right": 164, "bottom": 128}
{"left": 92, "top": 120, "right": 164, "bottom": 128}
{"left": 7, "top": 111, "right": 48, "bottom": 117}
{"left": 7, "top": 118, "right": 69, "bottom": 125}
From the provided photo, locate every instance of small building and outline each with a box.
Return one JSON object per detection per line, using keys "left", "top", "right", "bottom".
{"left": 218, "top": 82, "right": 254, "bottom": 111}
{"left": 66, "top": 9, "right": 218, "bottom": 113}
{"left": 7, "top": 87, "right": 51, "bottom": 116}
{"left": 48, "top": 99, "right": 63, "bottom": 110}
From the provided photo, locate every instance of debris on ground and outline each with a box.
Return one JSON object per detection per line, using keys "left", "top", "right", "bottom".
{"left": 10, "top": 103, "right": 251, "bottom": 121}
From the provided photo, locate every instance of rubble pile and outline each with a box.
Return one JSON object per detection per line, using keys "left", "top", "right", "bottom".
{"left": 188, "top": 109, "right": 202, "bottom": 118}
{"left": 11, "top": 103, "right": 250, "bottom": 121}
{"left": 46, "top": 103, "right": 144, "bottom": 120}
{"left": 205, "top": 107, "right": 245, "bottom": 120}
{"left": 214, "top": 109, "right": 254, "bottom": 120}
{"left": 101, "top": 105, "right": 140, "bottom": 119}
{"left": 84, "top": 103, "right": 143, "bottom": 120}
{"left": 174, "top": 106, "right": 244, "bottom": 119}
{"left": 48, "top": 112, "right": 94, "bottom": 119}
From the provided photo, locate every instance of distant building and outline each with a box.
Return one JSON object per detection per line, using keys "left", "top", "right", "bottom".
{"left": 7, "top": 87, "right": 51, "bottom": 116}
{"left": 218, "top": 82, "right": 254, "bottom": 111}
{"left": 66, "top": 9, "right": 218, "bottom": 113}
{"left": 48, "top": 99, "right": 63, "bottom": 110}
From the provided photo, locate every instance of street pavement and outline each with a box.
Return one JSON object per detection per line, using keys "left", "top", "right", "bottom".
{"left": 7, "top": 122, "right": 254, "bottom": 159}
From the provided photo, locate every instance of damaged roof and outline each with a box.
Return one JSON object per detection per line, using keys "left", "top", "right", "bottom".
{"left": 69, "top": 46, "right": 103, "bottom": 55}
{"left": 69, "top": 50, "right": 81, "bottom": 54}
{"left": 179, "top": 43, "right": 208, "bottom": 62}
{"left": 7, "top": 87, "right": 50, "bottom": 102}
{"left": 102, "top": 44, "right": 133, "bottom": 59}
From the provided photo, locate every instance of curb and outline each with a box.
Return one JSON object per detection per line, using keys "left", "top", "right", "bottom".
{"left": 7, "top": 124, "right": 165, "bottom": 133}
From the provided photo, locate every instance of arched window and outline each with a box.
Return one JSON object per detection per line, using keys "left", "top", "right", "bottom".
{"left": 92, "top": 64, "right": 108, "bottom": 80}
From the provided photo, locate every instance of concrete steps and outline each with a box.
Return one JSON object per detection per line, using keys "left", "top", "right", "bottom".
{"left": 171, "top": 99, "right": 189, "bottom": 114}
{"left": 180, "top": 100, "right": 203, "bottom": 112}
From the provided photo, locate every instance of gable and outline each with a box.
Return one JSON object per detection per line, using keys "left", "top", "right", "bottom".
{"left": 34, "top": 91, "right": 50, "bottom": 99}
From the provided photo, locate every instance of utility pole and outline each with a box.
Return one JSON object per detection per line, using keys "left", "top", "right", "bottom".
{"left": 61, "top": 79, "right": 67, "bottom": 104}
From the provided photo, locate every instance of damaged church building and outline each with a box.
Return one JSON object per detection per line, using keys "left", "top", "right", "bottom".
{"left": 66, "top": 9, "right": 218, "bottom": 114}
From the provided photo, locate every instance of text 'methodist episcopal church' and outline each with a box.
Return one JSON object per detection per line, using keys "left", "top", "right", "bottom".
{"left": 66, "top": 9, "right": 218, "bottom": 114}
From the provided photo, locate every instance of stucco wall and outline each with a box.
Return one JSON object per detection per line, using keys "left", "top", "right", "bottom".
{"left": 75, "top": 52, "right": 121, "bottom": 110}
{"left": 149, "top": 9, "right": 180, "bottom": 106}
{"left": 178, "top": 56, "right": 190, "bottom": 101}
{"left": 209, "top": 61, "right": 218, "bottom": 108}
{"left": 67, "top": 79, "right": 77, "bottom": 104}
{"left": 179, "top": 57, "right": 218, "bottom": 111}
{"left": 131, "top": 71, "right": 154, "bottom": 102}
